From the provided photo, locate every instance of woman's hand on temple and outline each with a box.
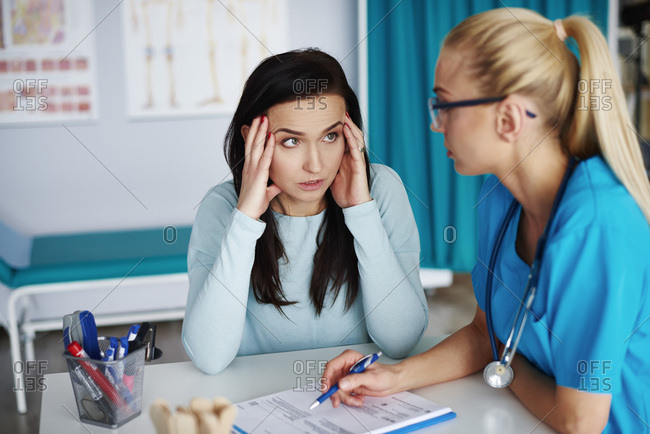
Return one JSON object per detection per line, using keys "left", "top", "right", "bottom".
{"left": 236, "top": 116, "right": 282, "bottom": 220}
{"left": 320, "top": 349, "right": 402, "bottom": 408}
{"left": 330, "top": 115, "right": 372, "bottom": 209}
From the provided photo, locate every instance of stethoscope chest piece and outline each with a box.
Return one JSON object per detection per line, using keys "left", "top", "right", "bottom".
{"left": 483, "top": 361, "right": 514, "bottom": 388}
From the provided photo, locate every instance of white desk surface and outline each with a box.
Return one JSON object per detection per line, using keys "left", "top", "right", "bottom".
{"left": 40, "top": 336, "right": 553, "bottom": 433}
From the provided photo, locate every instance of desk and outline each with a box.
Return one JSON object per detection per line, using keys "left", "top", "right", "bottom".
{"left": 40, "top": 337, "right": 553, "bottom": 433}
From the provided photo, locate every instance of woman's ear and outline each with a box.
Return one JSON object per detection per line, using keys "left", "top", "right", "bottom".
{"left": 241, "top": 125, "right": 250, "bottom": 141}
{"left": 495, "top": 96, "right": 526, "bottom": 142}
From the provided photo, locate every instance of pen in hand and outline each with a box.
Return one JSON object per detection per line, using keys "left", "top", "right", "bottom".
{"left": 309, "top": 351, "right": 382, "bottom": 410}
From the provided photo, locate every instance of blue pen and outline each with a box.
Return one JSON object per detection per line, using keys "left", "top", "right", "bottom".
{"left": 103, "top": 347, "right": 118, "bottom": 384}
{"left": 103, "top": 347, "right": 115, "bottom": 363}
{"left": 114, "top": 337, "right": 129, "bottom": 382}
{"left": 127, "top": 324, "right": 140, "bottom": 342}
{"left": 103, "top": 346, "right": 137, "bottom": 410}
{"left": 109, "top": 337, "right": 119, "bottom": 357}
{"left": 118, "top": 337, "right": 129, "bottom": 358}
{"left": 309, "top": 351, "right": 382, "bottom": 410}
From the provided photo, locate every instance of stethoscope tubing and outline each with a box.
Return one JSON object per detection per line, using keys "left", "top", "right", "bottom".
{"left": 484, "top": 157, "right": 578, "bottom": 385}
{"left": 485, "top": 200, "right": 519, "bottom": 361}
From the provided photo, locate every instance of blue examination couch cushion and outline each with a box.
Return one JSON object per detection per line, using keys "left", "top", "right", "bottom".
{"left": 0, "top": 227, "right": 191, "bottom": 288}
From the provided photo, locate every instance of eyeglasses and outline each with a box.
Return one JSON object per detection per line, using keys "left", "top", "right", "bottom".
{"left": 428, "top": 95, "right": 537, "bottom": 129}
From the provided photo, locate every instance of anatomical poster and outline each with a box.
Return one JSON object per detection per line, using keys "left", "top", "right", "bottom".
{"left": 0, "top": 0, "right": 98, "bottom": 125}
{"left": 122, "top": 0, "right": 290, "bottom": 119}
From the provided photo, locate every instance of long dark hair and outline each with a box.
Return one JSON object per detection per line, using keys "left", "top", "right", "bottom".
{"left": 224, "top": 48, "right": 371, "bottom": 315}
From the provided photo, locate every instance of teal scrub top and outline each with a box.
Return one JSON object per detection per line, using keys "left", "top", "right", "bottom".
{"left": 471, "top": 156, "right": 650, "bottom": 433}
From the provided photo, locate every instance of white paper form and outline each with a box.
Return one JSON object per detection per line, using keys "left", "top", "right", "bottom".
{"left": 231, "top": 389, "right": 453, "bottom": 434}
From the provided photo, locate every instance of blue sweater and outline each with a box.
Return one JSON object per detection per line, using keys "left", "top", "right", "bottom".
{"left": 183, "top": 164, "right": 429, "bottom": 374}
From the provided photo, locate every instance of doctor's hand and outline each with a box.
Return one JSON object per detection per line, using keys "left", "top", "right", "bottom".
{"left": 236, "top": 116, "right": 282, "bottom": 220}
{"left": 330, "top": 115, "right": 372, "bottom": 209}
{"left": 320, "top": 349, "right": 402, "bottom": 408}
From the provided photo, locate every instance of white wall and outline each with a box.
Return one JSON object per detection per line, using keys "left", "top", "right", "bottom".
{"left": 0, "top": 0, "right": 360, "bottom": 237}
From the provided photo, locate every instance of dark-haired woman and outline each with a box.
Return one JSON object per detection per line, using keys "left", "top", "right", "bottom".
{"left": 182, "top": 49, "right": 429, "bottom": 374}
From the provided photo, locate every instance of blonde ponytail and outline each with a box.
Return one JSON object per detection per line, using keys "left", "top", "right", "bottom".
{"left": 562, "top": 16, "right": 650, "bottom": 222}
{"left": 444, "top": 8, "right": 650, "bottom": 223}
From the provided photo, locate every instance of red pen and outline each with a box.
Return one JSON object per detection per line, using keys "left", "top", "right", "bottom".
{"left": 67, "top": 341, "right": 131, "bottom": 413}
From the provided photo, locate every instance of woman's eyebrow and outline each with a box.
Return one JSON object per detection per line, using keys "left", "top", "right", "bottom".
{"left": 274, "top": 121, "right": 343, "bottom": 136}
{"left": 321, "top": 121, "right": 343, "bottom": 134}
{"left": 274, "top": 127, "right": 304, "bottom": 136}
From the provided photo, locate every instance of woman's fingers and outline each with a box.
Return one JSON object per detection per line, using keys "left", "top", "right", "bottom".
{"left": 343, "top": 124, "right": 363, "bottom": 162}
{"left": 343, "top": 114, "right": 366, "bottom": 165}
{"left": 236, "top": 117, "right": 276, "bottom": 220}
{"left": 250, "top": 115, "right": 269, "bottom": 163}
{"left": 334, "top": 371, "right": 373, "bottom": 407}
{"left": 338, "top": 372, "right": 373, "bottom": 393}
{"left": 334, "top": 392, "right": 365, "bottom": 408}
{"left": 344, "top": 114, "right": 364, "bottom": 144}
{"left": 331, "top": 371, "right": 376, "bottom": 408}
{"left": 320, "top": 350, "right": 365, "bottom": 392}
{"left": 260, "top": 131, "right": 275, "bottom": 170}
{"left": 320, "top": 351, "right": 377, "bottom": 408}
{"left": 331, "top": 364, "right": 397, "bottom": 407}
{"left": 322, "top": 353, "right": 399, "bottom": 409}
{"left": 243, "top": 116, "right": 262, "bottom": 159}
{"left": 260, "top": 132, "right": 281, "bottom": 200}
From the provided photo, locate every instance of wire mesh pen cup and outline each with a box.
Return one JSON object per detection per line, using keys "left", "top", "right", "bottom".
{"left": 63, "top": 338, "right": 146, "bottom": 428}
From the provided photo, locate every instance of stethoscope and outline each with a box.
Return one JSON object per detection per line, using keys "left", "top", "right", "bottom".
{"left": 483, "top": 157, "right": 578, "bottom": 388}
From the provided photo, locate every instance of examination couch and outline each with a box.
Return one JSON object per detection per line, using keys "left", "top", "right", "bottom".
{"left": 0, "top": 224, "right": 191, "bottom": 413}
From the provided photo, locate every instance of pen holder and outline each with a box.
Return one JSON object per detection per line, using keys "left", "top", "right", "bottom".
{"left": 63, "top": 338, "right": 146, "bottom": 429}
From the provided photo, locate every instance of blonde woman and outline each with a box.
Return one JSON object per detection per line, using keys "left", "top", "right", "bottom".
{"left": 321, "top": 8, "right": 650, "bottom": 433}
